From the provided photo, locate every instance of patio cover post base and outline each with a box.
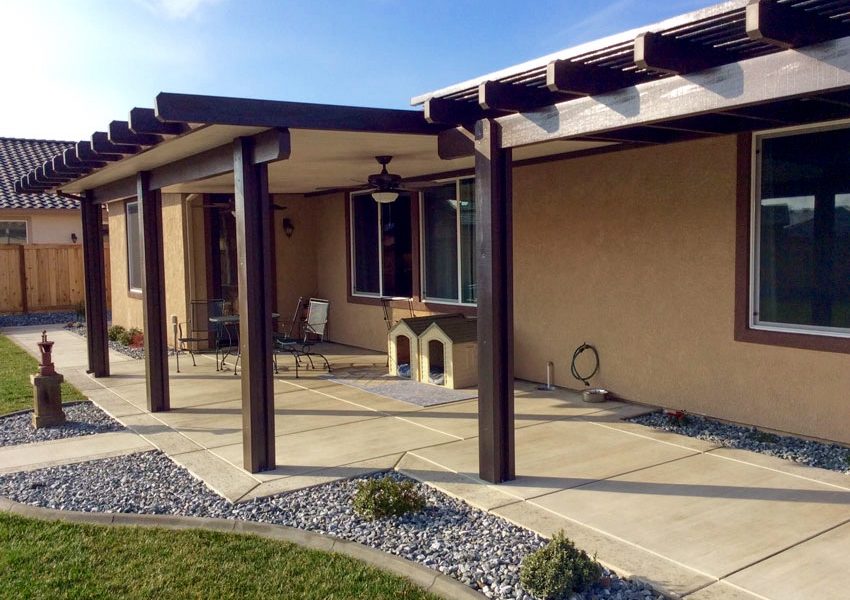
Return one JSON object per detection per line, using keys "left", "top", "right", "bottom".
{"left": 475, "top": 118, "right": 515, "bottom": 484}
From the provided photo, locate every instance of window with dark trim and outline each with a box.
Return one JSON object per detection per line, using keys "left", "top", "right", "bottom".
{"left": 350, "top": 192, "right": 413, "bottom": 298}
{"left": 752, "top": 124, "right": 850, "bottom": 338}
{"left": 0, "top": 220, "right": 27, "bottom": 244}
{"left": 421, "top": 178, "right": 477, "bottom": 305}
{"left": 126, "top": 200, "right": 142, "bottom": 293}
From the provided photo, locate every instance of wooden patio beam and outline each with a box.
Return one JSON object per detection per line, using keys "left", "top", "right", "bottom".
{"left": 137, "top": 171, "right": 170, "bottom": 413}
{"left": 437, "top": 126, "right": 475, "bottom": 159}
{"left": 155, "top": 92, "right": 443, "bottom": 135}
{"left": 478, "top": 80, "right": 571, "bottom": 112}
{"left": 90, "top": 176, "right": 137, "bottom": 204}
{"left": 475, "top": 118, "right": 515, "bottom": 484}
{"left": 234, "top": 136, "right": 277, "bottom": 473}
{"left": 498, "top": 36, "right": 850, "bottom": 149}
{"left": 634, "top": 31, "right": 732, "bottom": 75}
{"left": 547, "top": 59, "right": 641, "bottom": 96}
{"left": 92, "top": 132, "right": 140, "bottom": 156}
{"left": 63, "top": 148, "right": 106, "bottom": 171}
{"left": 148, "top": 127, "right": 290, "bottom": 190}
{"left": 81, "top": 191, "right": 110, "bottom": 377}
{"left": 109, "top": 120, "right": 163, "bottom": 147}
{"left": 77, "top": 140, "right": 122, "bottom": 163}
{"left": 129, "top": 107, "right": 190, "bottom": 136}
{"left": 747, "top": 0, "right": 850, "bottom": 49}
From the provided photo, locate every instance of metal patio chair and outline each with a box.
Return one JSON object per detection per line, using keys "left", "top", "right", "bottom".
{"left": 273, "top": 297, "right": 331, "bottom": 377}
{"left": 175, "top": 299, "right": 225, "bottom": 373}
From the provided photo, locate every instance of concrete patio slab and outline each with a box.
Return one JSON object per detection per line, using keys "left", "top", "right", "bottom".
{"left": 722, "top": 519, "right": 850, "bottom": 600}
{"left": 411, "top": 419, "right": 702, "bottom": 500}
{"left": 209, "top": 415, "right": 459, "bottom": 481}
{"left": 530, "top": 452, "right": 850, "bottom": 579}
{"left": 491, "top": 500, "right": 715, "bottom": 598}
{"left": 0, "top": 431, "right": 153, "bottom": 474}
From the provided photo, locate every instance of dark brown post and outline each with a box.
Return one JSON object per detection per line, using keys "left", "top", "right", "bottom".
{"left": 234, "top": 137, "right": 276, "bottom": 472}
{"left": 475, "top": 118, "right": 515, "bottom": 483}
{"left": 80, "top": 191, "right": 110, "bottom": 377}
{"left": 137, "top": 171, "right": 170, "bottom": 412}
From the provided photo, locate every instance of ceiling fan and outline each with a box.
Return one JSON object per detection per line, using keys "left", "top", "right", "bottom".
{"left": 318, "top": 155, "right": 439, "bottom": 202}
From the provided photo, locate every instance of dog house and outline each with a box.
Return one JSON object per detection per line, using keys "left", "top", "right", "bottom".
{"left": 388, "top": 314, "right": 461, "bottom": 380}
{"left": 419, "top": 317, "right": 478, "bottom": 389}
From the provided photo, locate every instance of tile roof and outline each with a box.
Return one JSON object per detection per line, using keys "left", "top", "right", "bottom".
{"left": 0, "top": 137, "right": 77, "bottom": 210}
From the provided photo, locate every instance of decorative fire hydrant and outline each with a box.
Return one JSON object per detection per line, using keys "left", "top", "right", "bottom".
{"left": 31, "top": 330, "right": 66, "bottom": 428}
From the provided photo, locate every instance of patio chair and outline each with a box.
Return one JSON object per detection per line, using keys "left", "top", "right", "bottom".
{"left": 273, "top": 297, "right": 330, "bottom": 377}
{"left": 175, "top": 299, "right": 225, "bottom": 373}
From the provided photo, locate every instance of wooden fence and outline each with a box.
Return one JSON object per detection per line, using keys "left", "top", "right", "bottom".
{"left": 0, "top": 244, "right": 110, "bottom": 314}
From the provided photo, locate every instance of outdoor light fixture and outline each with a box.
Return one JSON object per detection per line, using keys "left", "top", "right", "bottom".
{"left": 372, "top": 191, "right": 399, "bottom": 204}
{"left": 282, "top": 217, "right": 295, "bottom": 238}
{"left": 70, "top": 233, "right": 78, "bottom": 244}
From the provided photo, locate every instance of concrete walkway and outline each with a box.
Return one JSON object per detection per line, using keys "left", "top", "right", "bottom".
{"left": 3, "top": 324, "right": 849, "bottom": 600}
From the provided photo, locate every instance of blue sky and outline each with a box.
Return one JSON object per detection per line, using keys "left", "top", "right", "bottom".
{"left": 0, "top": 0, "right": 710, "bottom": 141}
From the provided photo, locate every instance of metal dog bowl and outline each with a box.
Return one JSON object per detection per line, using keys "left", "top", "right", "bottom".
{"left": 582, "top": 388, "right": 609, "bottom": 403}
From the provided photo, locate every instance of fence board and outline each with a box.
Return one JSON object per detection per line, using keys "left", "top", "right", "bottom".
{"left": 0, "top": 243, "right": 111, "bottom": 314}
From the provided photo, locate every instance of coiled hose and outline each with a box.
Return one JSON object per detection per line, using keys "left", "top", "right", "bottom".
{"left": 570, "top": 343, "right": 599, "bottom": 387}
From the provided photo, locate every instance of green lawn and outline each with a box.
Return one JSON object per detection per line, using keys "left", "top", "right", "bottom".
{"left": 0, "top": 513, "right": 438, "bottom": 600}
{"left": 0, "top": 334, "right": 86, "bottom": 415}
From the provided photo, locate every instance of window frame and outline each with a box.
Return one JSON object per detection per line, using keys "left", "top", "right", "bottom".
{"left": 348, "top": 190, "right": 414, "bottom": 300}
{"left": 419, "top": 176, "right": 477, "bottom": 307}
{"left": 125, "top": 199, "right": 143, "bottom": 296}
{"left": 0, "top": 220, "right": 28, "bottom": 245}
{"left": 735, "top": 123, "right": 850, "bottom": 354}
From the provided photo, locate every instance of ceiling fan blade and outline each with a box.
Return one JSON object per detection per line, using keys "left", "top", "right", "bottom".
{"left": 399, "top": 180, "right": 443, "bottom": 190}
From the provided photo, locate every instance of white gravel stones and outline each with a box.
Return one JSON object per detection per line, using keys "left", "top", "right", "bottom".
{"left": 0, "top": 401, "right": 125, "bottom": 447}
{"left": 0, "top": 452, "right": 662, "bottom": 600}
{"left": 630, "top": 412, "right": 850, "bottom": 474}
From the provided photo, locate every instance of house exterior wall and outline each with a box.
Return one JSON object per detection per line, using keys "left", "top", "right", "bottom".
{"left": 108, "top": 194, "right": 188, "bottom": 332}
{"left": 512, "top": 135, "right": 850, "bottom": 445}
{"left": 0, "top": 209, "right": 81, "bottom": 244}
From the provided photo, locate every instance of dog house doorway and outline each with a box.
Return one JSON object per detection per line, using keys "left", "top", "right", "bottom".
{"left": 395, "top": 335, "right": 412, "bottom": 378}
{"left": 428, "top": 339, "right": 446, "bottom": 385}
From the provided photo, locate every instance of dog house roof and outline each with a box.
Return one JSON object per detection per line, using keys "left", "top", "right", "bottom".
{"left": 423, "top": 317, "right": 477, "bottom": 344}
{"left": 392, "top": 314, "right": 463, "bottom": 336}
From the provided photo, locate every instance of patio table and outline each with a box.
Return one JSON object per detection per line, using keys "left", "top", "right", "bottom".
{"left": 209, "top": 313, "right": 279, "bottom": 374}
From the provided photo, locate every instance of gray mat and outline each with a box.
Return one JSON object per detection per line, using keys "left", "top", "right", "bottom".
{"left": 322, "top": 368, "right": 477, "bottom": 407}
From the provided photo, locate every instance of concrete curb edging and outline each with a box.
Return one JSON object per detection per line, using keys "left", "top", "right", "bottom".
{"left": 0, "top": 495, "right": 485, "bottom": 600}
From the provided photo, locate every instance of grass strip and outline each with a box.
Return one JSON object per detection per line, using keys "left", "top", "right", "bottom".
{"left": 0, "top": 512, "right": 438, "bottom": 600}
{"left": 0, "top": 334, "right": 86, "bottom": 415}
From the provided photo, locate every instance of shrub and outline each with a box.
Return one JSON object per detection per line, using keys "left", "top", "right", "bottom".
{"left": 665, "top": 409, "right": 690, "bottom": 426}
{"left": 519, "top": 531, "right": 601, "bottom": 599}
{"left": 352, "top": 476, "right": 425, "bottom": 520}
{"left": 127, "top": 328, "right": 144, "bottom": 348}
{"left": 116, "top": 327, "right": 142, "bottom": 347}
{"left": 107, "top": 325, "right": 126, "bottom": 342}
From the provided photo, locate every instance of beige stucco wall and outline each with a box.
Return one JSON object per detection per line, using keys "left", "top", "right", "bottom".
{"left": 0, "top": 209, "right": 81, "bottom": 244}
{"left": 512, "top": 135, "right": 850, "bottom": 444}
{"left": 107, "top": 194, "right": 188, "bottom": 332}
{"left": 272, "top": 194, "right": 319, "bottom": 322}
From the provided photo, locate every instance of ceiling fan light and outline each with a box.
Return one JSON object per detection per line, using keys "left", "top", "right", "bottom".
{"left": 372, "top": 191, "right": 399, "bottom": 204}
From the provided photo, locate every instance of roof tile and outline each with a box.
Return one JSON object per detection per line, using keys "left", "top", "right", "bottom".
{"left": 0, "top": 137, "right": 77, "bottom": 210}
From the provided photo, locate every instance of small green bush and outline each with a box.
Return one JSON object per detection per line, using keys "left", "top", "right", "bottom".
{"left": 352, "top": 476, "right": 425, "bottom": 520}
{"left": 519, "top": 531, "right": 601, "bottom": 599}
{"left": 107, "top": 325, "right": 126, "bottom": 342}
{"left": 116, "top": 327, "right": 142, "bottom": 347}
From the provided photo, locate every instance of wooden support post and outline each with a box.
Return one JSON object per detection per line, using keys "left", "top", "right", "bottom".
{"left": 234, "top": 136, "right": 276, "bottom": 473}
{"left": 80, "top": 192, "right": 109, "bottom": 377}
{"left": 137, "top": 171, "right": 170, "bottom": 412}
{"left": 475, "top": 118, "right": 515, "bottom": 484}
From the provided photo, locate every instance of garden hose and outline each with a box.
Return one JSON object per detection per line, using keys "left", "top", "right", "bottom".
{"left": 570, "top": 343, "right": 599, "bottom": 387}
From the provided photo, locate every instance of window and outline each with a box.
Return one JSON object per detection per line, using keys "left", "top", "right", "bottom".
{"left": 752, "top": 123, "right": 850, "bottom": 337}
{"left": 126, "top": 200, "right": 142, "bottom": 293}
{"left": 421, "top": 178, "right": 477, "bottom": 304}
{"left": 0, "top": 221, "right": 27, "bottom": 244}
{"left": 350, "top": 192, "right": 413, "bottom": 298}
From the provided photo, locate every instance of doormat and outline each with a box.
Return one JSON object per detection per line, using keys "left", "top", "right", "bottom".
{"left": 322, "top": 367, "right": 477, "bottom": 407}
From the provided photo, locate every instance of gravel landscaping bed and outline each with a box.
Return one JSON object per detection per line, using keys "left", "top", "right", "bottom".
{"left": 0, "top": 401, "right": 125, "bottom": 447}
{"left": 0, "top": 451, "right": 662, "bottom": 600}
{"left": 64, "top": 323, "right": 146, "bottom": 360}
{"left": 630, "top": 411, "right": 850, "bottom": 474}
{"left": 0, "top": 311, "right": 80, "bottom": 329}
